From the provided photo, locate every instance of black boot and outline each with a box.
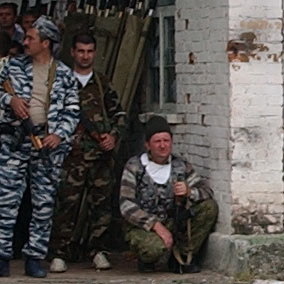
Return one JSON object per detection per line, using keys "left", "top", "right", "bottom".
{"left": 182, "top": 259, "right": 201, "bottom": 274}
{"left": 25, "top": 258, "right": 47, "bottom": 278}
{"left": 0, "top": 259, "right": 10, "bottom": 277}
{"left": 168, "top": 253, "right": 183, "bottom": 274}
{"left": 137, "top": 259, "right": 155, "bottom": 272}
{"left": 168, "top": 254, "right": 201, "bottom": 274}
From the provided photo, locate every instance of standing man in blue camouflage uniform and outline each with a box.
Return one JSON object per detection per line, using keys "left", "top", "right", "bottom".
{"left": 0, "top": 16, "right": 80, "bottom": 278}
{"left": 120, "top": 116, "right": 218, "bottom": 273}
{"left": 49, "top": 33, "right": 126, "bottom": 273}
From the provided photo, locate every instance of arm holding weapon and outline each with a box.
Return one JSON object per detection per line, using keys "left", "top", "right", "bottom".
{"left": 3, "top": 80, "right": 43, "bottom": 150}
{"left": 169, "top": 173, "right": 195, "bottom": 274}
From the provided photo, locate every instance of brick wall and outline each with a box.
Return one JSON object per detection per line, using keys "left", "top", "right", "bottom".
{"left": 175, "top": 0, "right": 231, "bottom": 233}
{"left": 175, "top": 0, "right": 284, "bottom": 234}
{"left": 229, "top": 0, "right": 284, "bottom": 234}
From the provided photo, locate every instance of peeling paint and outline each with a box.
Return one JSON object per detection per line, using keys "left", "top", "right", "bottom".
{"left": 185, "top": 19, "right": 189, "bottom": 30}
{"left": 231, "top": 128, "right": 261, "bottom": 144}
{"left": 232, "top": 64, "right": 241, "bottom": 71}
{"left": 240, "top": 19, "right": 275, "bottom": 30}
{"left": 177, "top": 9, "right": 181, "bottom": 18}
{"left": 232, "top": 161, "right": 252, "bottom": 168}
{"left": 232, "top": 201, "right": 282, "bottom": 235}
{"left": 188, "top": 52, "right": 196, "bottom": 64}
{"left": 227, "top": 32, "right": 269, "bottom": 62}
{"left": 268, "top": 52, "right": 283, "bottom": 62}
{"left": 186, "top": 93, "right": 191, "bottom": 104}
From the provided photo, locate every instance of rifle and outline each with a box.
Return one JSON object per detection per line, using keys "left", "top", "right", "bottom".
{"left": 2, "top": 80, "right": 43, "bottom": 150}
{"left": 79, "top": 113, "right": 102, "bottom": 142}
{"left": 172, "top": 173, "right": 195, "bottom": 274}
{"left": 77, "top": 0, "right": 85, "bottom": 12}
{"left": 85, "top": 0, "right": 96, "bottom": 14}
{"left": 145, "top": 0, "right": 157, "bottom": 17}
{"left": 111, "top": 0, "right": 118, "bottom": 15}
{"left": 104, "top": 0, "right": 113, "bottom": 17}
{"left": 136, "top": 0, "right": 143, "bottom": 11}
{"left": 128, "top": 0, "right": 136, "bottom": 15}
{"left": 48, "top": 0, "right": 57, "bottom": 17}
{"left": 98, "top": 0, "right": 107, "bottom": 16}
{"left": 117, "top": 0, "right": 129, "bottom": 18}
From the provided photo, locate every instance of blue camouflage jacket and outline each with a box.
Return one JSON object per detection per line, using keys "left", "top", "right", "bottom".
{"left": 0, "top": 55, "right": 80, "bottom": 143}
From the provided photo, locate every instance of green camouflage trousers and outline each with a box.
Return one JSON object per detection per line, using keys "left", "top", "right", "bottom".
{"left": 125, "top": 199, "right": 218, "bottom": 263}
{"left": 49, "top": 153, "right": 114, "bottom": 261}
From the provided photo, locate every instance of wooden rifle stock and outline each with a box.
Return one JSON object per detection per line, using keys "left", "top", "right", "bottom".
{"left": 2, "top": 80, "right": 43, "bottom": 150}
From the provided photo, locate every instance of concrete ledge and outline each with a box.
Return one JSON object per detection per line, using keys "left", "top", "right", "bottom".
{"left": 139, "top": 112, "right": 185, "bottom": 124}
{"left": 203, "top": 233, "right": 284, "bottom": 278}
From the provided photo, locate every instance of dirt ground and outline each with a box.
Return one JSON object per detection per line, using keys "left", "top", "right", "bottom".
{"left": 0, "top": 252, "right": 250, "bottom": 284}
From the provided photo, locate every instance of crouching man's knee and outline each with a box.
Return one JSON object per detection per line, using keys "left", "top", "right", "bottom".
{"left": 126, "top": 228, "right": 167, "bottom": 263}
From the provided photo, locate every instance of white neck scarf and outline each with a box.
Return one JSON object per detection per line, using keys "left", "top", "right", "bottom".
{"left": 140, "top": 153, "right": 171, "bottom": 184}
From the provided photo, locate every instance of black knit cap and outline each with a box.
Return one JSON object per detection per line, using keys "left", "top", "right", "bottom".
{"left": 145, "top": 116, "right": 172, "bottom": 141}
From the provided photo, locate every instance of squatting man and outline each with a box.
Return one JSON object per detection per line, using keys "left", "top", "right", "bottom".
{"left": 120, "top": 115, "right": 218, "bottom": 273}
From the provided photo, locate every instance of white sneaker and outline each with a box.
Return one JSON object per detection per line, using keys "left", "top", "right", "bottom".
{"left": 92, "top": 251, "right": 111, "bottom": 270}
{"left": 50, "top": 258, "right": 68, "bottom": 273}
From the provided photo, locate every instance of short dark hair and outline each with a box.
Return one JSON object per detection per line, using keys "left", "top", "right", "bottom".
{"left": 9, "top": 40, "right": 24, "bottom": 56}
{"left": 38, "top": 31, "right": 53, "bottom": 52}
{"left": 0, "top": 31, "right": 11, "bottom": 57}
{"left": 0, "top": 2, "right": 18, "bottom": 16}
{"left": 22, "top": 9, "right": 39, "bottom": 18}
{"left": 72, "top": 33, "right": 96, "bottom": 49}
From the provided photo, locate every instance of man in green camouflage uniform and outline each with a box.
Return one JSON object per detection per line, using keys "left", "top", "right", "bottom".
{"left": 49, "top": 33, "right": 126, "bottom": 272}
{"left": 120, "top": 116, "right": 218, "bottom": 273}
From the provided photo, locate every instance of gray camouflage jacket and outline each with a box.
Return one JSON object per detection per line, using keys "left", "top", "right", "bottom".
{"left": 120, "top": 153, "right": 214, "bottom": 231}
{"left": 0, "top": 55, "right": 80, "bottom": 143}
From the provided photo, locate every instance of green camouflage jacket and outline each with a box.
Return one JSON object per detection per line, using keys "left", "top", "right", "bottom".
{"left": 76, "top": 72, "right": 126, "bottom": 160}
{"left": 120, "top": 153, "right": 214, "bottom": 231}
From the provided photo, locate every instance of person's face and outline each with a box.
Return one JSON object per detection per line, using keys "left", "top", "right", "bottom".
{"left": 22, "top": 15, "right": 37, "bottom": 32}
{"left": 23, "top": 28, "right": 49, "bottom": 57}
{"left": 0, "top": 7, "right": 16, "bottom": 29}
{"left": 71, "top": 42, "right": 96, "bottom": 70}
{"left": 145, "top": 132, "right": 172, "bottom": 164}
{"left": 9, "top": 47, "right": 18, "bottom": 57}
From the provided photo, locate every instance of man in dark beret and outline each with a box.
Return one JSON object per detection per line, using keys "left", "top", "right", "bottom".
{"left": 120, "top": 115, "right": 218, "bottom": 273}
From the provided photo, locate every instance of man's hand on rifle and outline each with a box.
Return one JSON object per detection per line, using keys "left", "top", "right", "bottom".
{"left": 174, "top": 181, "right": 191, "bottom": 197}
{"left": 43, "top": 134, "right": 62, "bottom": 149}
{"left": 152, "top": 221, "right": 173, "bottom": 249}
{"left": 99, "top": 133, "right": 116, "bottom": 151}
{"left": 10, "top": 96, "right": 29, "bottom": 119}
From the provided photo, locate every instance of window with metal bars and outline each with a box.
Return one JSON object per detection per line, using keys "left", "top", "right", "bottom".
{"left": 148, "top": 1, "right": 176, "bottom": 110}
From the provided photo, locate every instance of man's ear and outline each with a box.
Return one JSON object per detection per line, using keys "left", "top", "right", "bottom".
{"left": 70, "top": 48, "right": 74, "bottom": 57}
{"left": 145, "top": 141, "right": 150, "bottom": 151}
{"left": 42, "top": 39, "right": 50, "bottom": 49}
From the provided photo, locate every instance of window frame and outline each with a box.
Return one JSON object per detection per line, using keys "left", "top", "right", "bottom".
{"left": 145, "top": 4, "right": 176, "bottom": 112}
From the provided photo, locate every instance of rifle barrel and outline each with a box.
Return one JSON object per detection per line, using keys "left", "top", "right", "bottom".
{"left": 98, "top": 0, "right": 107, "bottom": 16}
{"left": 147, "top": 0, "right": 157, "bottom": 16}
{"left": 128, "top": 0, "right": 136, "bottom": 14}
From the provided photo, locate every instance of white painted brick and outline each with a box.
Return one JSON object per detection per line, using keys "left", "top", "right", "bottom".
{"left": 175, "top": 0, "right": 284, "bottom": 235}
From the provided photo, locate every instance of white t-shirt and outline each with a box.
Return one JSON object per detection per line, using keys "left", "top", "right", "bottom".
{"left": 74, "top": 71, "right": 93, "bottom": 88}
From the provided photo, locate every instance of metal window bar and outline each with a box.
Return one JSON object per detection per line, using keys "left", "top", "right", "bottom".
{"left": 158, "top": 12, "right": 176, "bottom": 108}
{"left": 159, "top": 11, "right": 165, "bottom": 109}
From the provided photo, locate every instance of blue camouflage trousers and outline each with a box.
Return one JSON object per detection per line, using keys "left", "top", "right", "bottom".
{"left": 0, "top": 132, "right": 69, "bottom": 260}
